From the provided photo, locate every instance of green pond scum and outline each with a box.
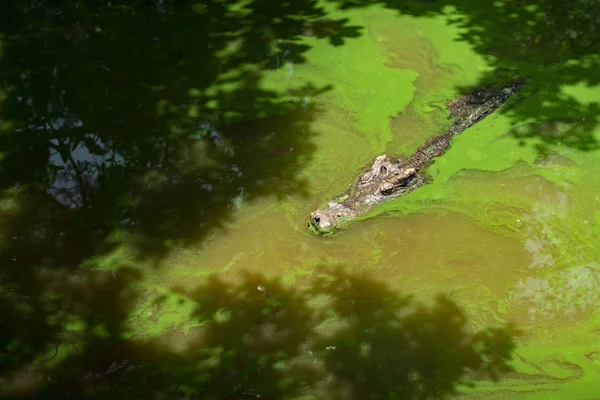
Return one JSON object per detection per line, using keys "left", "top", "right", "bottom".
{"left": 1, "top": 0, "right": 600, "bottom": 399}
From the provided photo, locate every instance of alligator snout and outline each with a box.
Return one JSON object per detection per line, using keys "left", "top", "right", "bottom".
{"left": 309, "top": 212, "right": 332, "bottom": 231}
{"left": 309, "top": 202, "right": 354, "bottom": 234}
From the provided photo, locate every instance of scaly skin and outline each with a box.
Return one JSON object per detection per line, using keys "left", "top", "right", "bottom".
{"left": 309, "top": 79, "right": 525, "bottom": 234}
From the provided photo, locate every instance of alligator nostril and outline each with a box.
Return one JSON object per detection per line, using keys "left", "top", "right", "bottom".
{"left": 312, "top": 216, "right": 321, "bottom": 224}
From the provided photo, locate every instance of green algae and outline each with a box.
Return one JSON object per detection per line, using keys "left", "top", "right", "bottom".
{"left": 260, "top": 6, "right": 423, "bottom": 193}
{"left": 81, "top": 19, "right": 600, "bottom": 395}
{"left": 125, "top": 286, "right": 206, "bottom": 339}
{"left": 64, "top": 316, "right": 88, "bottom": 332}
{"left": 263, "top": 5, "right": 418, "bottom": 150}
{"left": 275, "top": 4, "right": 600, "bottom": 398}
{"left": 1, "top": 2, "right": 598, "bottom": 399}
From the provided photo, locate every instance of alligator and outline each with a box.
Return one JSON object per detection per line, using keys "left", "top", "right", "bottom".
{"left": 308, "top": 78, "right": 525, "bottom": 234}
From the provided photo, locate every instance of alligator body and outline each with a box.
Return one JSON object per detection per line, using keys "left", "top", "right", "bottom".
{"left": 309, "top": 79, "right": 524, "bottom": 234}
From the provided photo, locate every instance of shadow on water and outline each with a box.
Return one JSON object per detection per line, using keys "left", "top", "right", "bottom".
{"left": 0, "top": 0, "right": 361, "bottom": 261}
{"left": 0, "top": 0, "right": 359, "bottom": 391}
{"left": 8, "top": 267, "right": 516, "bottom": 399}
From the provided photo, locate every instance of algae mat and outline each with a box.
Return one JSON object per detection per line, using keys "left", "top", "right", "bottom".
{"left": 128, "top": 6, "right": 600, "bottom": 400}
{"left": 2, "top": 2, "right": 600, "bottom": 399}
{"left": 140, "top": 6, "right": 600, "bottom": 399}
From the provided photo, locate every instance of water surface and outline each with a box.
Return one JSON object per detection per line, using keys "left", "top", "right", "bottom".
{"left": 1, "top": 1, "right": 599, "bottom": 399}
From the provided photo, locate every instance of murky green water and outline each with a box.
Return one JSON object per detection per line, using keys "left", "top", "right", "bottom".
{"left": 1, "top": 1, "right": 599, "bottom": 399}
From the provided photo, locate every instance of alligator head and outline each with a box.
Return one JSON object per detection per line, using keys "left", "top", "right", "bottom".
{"left": 309, "top": 155, "right": 422, "bottom": 234}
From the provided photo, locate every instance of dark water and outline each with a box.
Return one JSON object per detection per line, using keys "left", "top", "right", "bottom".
{"left": 0, "top": 1, "right": 599, "bottom": 399}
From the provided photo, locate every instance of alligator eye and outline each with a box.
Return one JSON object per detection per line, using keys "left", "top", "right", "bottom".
{"left": 312, "top": 216, "right": 321, "bottom": 224}
{"left": 398, "top": 175, "right": 417, "bottom": 187}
